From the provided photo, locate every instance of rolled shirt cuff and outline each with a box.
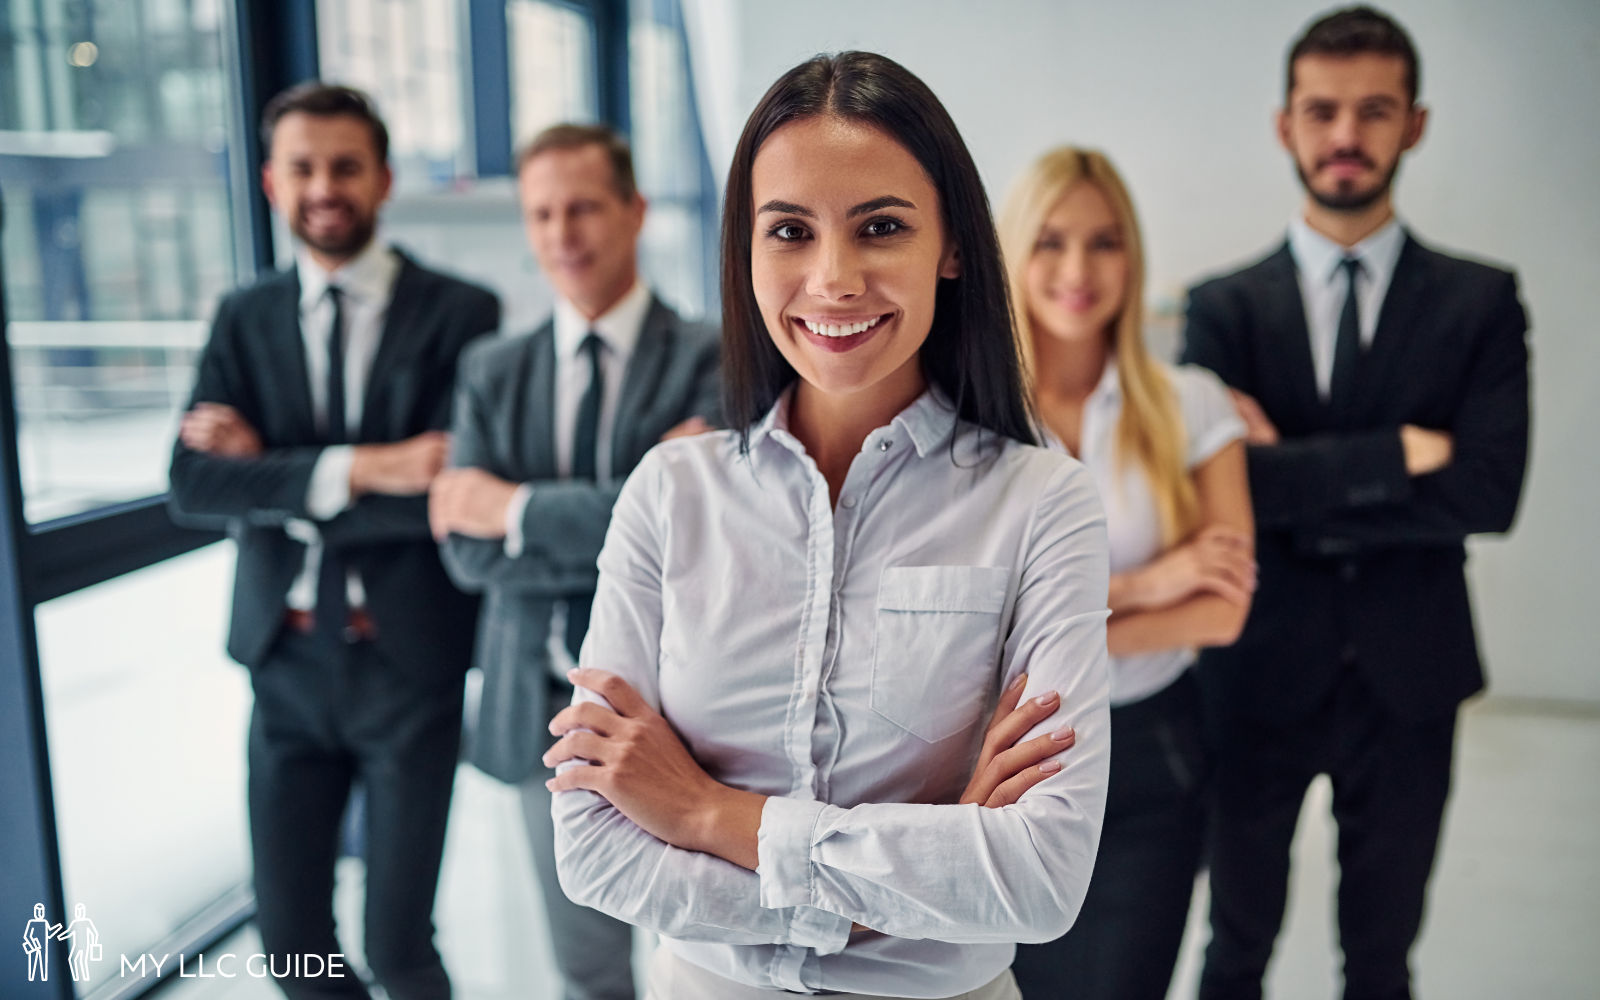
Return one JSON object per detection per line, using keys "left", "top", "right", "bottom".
{"left": 503, "top": 483, "right": 534, "bottom": 557}
{"left": 305, "top": 445, "right": 355, "bottom": 519}
{"left": 757, "top": 795, "right": 852, "bottom": 955}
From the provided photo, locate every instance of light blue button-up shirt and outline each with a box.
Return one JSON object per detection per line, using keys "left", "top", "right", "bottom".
{"left": 553, "top": 388, "right": 1111, "bottom": 996}
{"left": 1287, "top": 215, "right": 1406, "bottom": 400}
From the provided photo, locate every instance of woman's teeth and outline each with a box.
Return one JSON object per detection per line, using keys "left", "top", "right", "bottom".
{"left": 803, "top": 316, "right": 883, "bottom": 338}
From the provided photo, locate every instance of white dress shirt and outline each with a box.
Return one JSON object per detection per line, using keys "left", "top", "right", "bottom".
{"left": 1043, "top": 359, "right": 1245, "bottom": 706}
{"left": 283, "top": 241, "right": 400, "bottom": 611}
{"left": 553, "top": 388, "right": 1112, "bottom": 997}
{"left": 1287, "top": 215, "right": 1406, "bottom": 401}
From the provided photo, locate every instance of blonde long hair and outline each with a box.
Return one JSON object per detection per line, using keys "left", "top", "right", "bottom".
{"left": 998, "top": 147, "right": 1199, "bottom": 545}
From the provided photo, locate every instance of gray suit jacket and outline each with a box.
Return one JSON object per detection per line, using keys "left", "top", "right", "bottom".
{"left": 441, "top": 296, "right": 720, "bottom": 782}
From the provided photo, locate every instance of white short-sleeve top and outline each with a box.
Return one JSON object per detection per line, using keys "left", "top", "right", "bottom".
{"left": 1044, "top": 358, "right": 1245, "bottom": 706}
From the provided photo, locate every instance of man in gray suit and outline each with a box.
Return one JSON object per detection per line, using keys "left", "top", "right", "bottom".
{"left": 428, "top": 124, "right": 719, "bottom": 1000}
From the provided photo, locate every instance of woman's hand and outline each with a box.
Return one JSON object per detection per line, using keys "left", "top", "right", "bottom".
{"left": 1115, "top": 523, "right": 1255, "bottom": 612}
{"left": 958, "top": 673, "right": 1076, "bottom": 808}
{"left": 545, "top": 668, "right": 765, "bottom": 869}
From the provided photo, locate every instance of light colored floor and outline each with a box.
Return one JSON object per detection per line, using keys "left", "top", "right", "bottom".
{"left": 160, "top": 697, "right": 1600, "bottom": 1000}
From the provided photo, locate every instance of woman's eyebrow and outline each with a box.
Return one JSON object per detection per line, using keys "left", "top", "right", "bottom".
{"left": 848, "top": 195, "right": 915, "bottom": 217}
{"left": 755, "top": 195, "right": 918, "bottom": 218}
{"left": 757, "top": 199, "right": 813, "bottom": 217}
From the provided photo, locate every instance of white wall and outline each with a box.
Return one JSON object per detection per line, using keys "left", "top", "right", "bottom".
{"left": 690, "top": 0, "right": 1600, "bottom": 704}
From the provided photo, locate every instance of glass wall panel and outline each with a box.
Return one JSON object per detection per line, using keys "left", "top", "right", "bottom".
{"left": 317, "top": 0, "right": 470, "bottom": 190}
{"left": 0, "top": 0, "right": 245, "bottom": 523}
{"left": 629, "top": 0, "right": 709, "bottom": 317}
{"left": 37, "top": 544, "right": 251, "bottom": 977}
{"left": 508, "top": 0, "right": 597, "bottom": 146}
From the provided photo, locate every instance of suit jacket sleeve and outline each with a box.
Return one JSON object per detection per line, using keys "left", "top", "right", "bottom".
{"left": 318, "top": 286, "right": 501, "bottom": 551}
{"left": 1297, "top": 271, "right": 1530, "bottom": 553}
{"left": 440, "top": 319, "right": 722, "bottom": 594}
{"left": 168, "top": 291, "right": 324, "bottom": 523}
{"left": 438, "top": 337, "right": 621, "bottom": 595}
{"left": 1182, "top": 277, "right": 1432, "bottom": 532}
{"left": 1181, "top": 269, "right": 1530, "bottom": 551}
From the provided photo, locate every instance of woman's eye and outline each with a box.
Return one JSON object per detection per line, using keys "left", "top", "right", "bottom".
{"left": 768, "top": 223, "right": 808, "bottom": 241}
{"left": 863, "top": 217, "right": 904, "bottom": 238}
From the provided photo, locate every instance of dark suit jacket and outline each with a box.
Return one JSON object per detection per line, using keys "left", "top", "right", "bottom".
{"left": 1180, "top": 233, "right": 1529, "bottom": 724}
{"left": 169, "top": 249, "right": 501, "bottom": 676}
{"left": 440, "top": 296, "right": 720, "bottom": 782}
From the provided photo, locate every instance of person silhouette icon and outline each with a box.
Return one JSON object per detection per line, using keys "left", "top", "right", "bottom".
{"left": 61, "top": 904, "right": 100, "bottom": 982}
{"left": 21, "top": 903, "right": 62, "bottom": 982}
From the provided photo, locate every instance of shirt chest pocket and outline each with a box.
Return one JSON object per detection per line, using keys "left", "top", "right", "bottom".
{"left": 870, "top": 565, "right": 1010, "bottom": 743}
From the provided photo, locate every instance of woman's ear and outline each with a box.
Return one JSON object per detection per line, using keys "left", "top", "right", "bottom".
{"left": 940, "top": 244, "right": 962, "bottom": 280}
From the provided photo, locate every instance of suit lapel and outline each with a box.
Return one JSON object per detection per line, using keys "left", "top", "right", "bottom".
{"left": 1353, "top": 234, "right": 1427, "bottom": 417}
{"left": 610, "top": 298, "right": 673, "bottom": 468}
{"left": 360, "top": 251, "right": 424, "bottom": 442}
{"left": 1261, "top": 244, "right": 1323, "bottom": 426}
{"left": 528, "top": 324, "right": 559, "bottom": 478}
{"left": 268, "top": 270, "right": 318, "bottom": 441}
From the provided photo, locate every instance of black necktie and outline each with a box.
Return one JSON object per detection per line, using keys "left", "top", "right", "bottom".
{"left": 319, "top": 284, "right": 348, "bottom": 638}
{"left": 1329, "top": 256, "right": 1363, "bottom": 415}
{"left": 565, "top": 333, "right": 604, "bottom": 660}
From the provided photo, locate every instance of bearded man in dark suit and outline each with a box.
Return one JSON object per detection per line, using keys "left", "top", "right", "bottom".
{"left": 1179, "top": 9, "right": 1530, "bottom": 1000}
{"left": 170, "top": 83, "right": 499, "bottom": 1000}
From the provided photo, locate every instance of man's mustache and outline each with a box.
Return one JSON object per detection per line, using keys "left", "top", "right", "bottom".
{"left": 1318, "top": 150, "right": 1376, "bottom": 170}
{"left": 297, "top": 199, "right": 358, "bottom": 218}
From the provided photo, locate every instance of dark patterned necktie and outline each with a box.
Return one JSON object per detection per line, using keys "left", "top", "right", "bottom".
{"left": 318, "top": 284, "right": 349, "bottom": 639}
{"left": 565, "top": 332, "right": 604, "bottom": 660}
{"left": 1329, "top": 256, "right": 1363, "bottom": 415}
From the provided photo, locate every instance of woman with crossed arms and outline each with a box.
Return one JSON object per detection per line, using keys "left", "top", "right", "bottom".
{"left": 543, "top": 53, "right": 1113, "bottom": 1000}
{"left": 1000, "top": 148, "right": 1256, "bottom": 1000}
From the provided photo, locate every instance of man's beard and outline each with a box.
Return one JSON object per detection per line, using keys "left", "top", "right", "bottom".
{"left": 290, "top": 200, "right": 376, "bottom": 259}
{"left": 1297, "top": 152, "right": 1400, "bottom": 212}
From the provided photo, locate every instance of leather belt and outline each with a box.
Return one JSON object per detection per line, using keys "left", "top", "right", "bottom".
{"left": 283, "top": 607, "right": 379, "bottom": 643}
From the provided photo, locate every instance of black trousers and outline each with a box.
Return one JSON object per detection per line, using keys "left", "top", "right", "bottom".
{"left": 1013, "top": 669, "right": 1208, "bottom": 1000}
{"left": 1198, "top": 669, "right": 1457, "bottom": 1000}
{"left": 248, "top": 627, "right": 464, "bottom": 1000}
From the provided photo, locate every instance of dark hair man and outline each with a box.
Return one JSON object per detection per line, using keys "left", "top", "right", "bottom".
{"left": 1179, "top": 7, "right": 1530, "bottom": 999}
{"left": 428, "top": 122, "right": 719, "bottom": 1000}
{"left": 169, "top": 82, "right": 500, "bottom": 999}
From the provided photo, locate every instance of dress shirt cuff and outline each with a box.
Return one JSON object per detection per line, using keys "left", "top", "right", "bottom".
{"left": 503, "top": 483, "right": 534, "bottom": 558}
{"left": 306, "top": 446, "right": 355, "bottom": 519}
{"left": 282, "top": 517, "right": 319, "bottom": 545}
{"left": 756, "top": 796, "right": 852, "bottom": 955}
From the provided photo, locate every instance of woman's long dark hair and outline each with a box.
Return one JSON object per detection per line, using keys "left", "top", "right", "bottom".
{"left": 721, "top": 51, "right": 1036, "bottom": 450}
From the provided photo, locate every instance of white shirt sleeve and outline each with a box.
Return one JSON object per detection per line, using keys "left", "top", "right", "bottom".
{"left": 305, "top": 445, "right": 355, "bottom": 519}
{"left": 753, "top": 465, "right": 1112, "bottom": 942}
{"left": 550, "top": 451, "right": 854, "bottom": 954}
{"left": 503, "top": 483, "right": 534, "bottom": 557}
{"left": 1176, "top": 364, "right": 1248, "bottom": 469}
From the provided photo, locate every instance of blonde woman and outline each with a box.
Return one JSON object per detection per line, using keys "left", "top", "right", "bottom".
{"left": 999, "top": 148, "right": 1255, "bottom": 1000}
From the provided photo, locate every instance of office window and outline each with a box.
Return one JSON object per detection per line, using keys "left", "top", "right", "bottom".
{"left": 0, "top": 0, "right": 245, "bottom": 524}
{"left": 628, "top": 0, "right": 712, "bottom": 317}
{"left": 508, "top": 0, "right": 599, "bottom": 145}
{"left": 37, "top": 546, "right": 250, "bottom": 971}
{"left": 316, "top": 0, "right": 470, "bottom": 189}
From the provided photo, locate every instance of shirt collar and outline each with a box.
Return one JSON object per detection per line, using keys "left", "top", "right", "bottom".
{"left": 1287, "top": 214, "right": 1406, "bottom": 286}
{"left": 749, "top": 384, "right": 958, "bottom": 459}
{"left": 297, "top": 241, "right": 399, "bottom": 310}
{"left": 554, "top": 281, "right": 653, "bottom": 361}
{"left": 1087, "top": 355, "right": 1121, "bottom": 408}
